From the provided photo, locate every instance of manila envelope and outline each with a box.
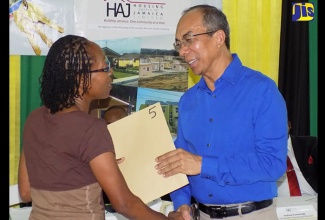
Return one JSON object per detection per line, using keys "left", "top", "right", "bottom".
{"left": 107, "top": 102, "right": 189, "bottom": 204}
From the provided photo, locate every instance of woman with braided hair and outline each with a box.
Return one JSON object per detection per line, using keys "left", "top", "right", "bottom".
{"left": 18, "top": 35, "right": 186, "bottom": 220}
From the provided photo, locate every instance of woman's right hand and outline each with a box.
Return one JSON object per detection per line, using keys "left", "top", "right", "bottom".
{"left": 168, "top": 205, "right": 193, "bottom": 220}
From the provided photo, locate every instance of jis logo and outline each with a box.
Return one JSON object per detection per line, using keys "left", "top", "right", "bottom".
{"left": 292, "top": 3, "right": 314, "bottom": 21}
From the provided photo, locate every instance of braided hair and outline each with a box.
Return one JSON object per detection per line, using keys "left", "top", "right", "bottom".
{"left": 39, "top": 35, "right": 94, "bottom": 114}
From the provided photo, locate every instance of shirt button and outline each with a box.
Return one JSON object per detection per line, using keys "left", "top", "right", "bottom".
{"left": 213, "top": 94, "right": 216, "bottom": 98}
{"left": 209, "top": 118, "right": 213, "bottom": 122}
{"left": 209, "top": 194, "right": 213, "bottom": 198}
{"left": 207, "top": 144, "right": 211, "bottom": 147}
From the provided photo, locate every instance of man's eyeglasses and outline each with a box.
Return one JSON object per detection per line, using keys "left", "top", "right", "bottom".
{"left": 90, "top": 57, "right": 111, "bottom": 73}
{"left": 173, "top": 30, "right": 218, "bottom": 52}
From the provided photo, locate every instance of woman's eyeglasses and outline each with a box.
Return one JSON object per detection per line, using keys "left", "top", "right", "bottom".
{"left": 90, "top": 57, "right": 111, "bottom": 73}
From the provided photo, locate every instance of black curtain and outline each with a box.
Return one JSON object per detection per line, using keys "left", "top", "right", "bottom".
{"left": 278, "top": 0, "right": 310, "bottom": 136}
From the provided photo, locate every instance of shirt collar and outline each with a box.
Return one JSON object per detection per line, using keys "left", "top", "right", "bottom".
{"left": 197, "top": 53, "right": 243, "bottom": 90}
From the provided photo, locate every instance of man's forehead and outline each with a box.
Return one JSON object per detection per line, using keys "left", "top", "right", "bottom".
{"left": 175, "top": 23, "right": 205, "bottom": 40}
{"left": 176, "top": 12, "right": 204, "bottom": 38}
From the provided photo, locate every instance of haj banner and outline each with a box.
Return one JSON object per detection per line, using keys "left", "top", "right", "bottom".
{"left": 74, "top": 0, "right": 221, "bottom": 41}
{"left": 9, "top": 0, "right": 221, "bottom": 55}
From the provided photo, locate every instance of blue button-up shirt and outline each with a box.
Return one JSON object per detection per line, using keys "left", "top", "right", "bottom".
{"left": 171, "top": 54, "right": 287, "bottom": 210}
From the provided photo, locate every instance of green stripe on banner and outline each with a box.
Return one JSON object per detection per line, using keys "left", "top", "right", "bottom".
{"left": 309, "top": 0, "right": 317, "bottom": 136}
{"left": 20, "top": 56, "right": 46, "bottom": 150}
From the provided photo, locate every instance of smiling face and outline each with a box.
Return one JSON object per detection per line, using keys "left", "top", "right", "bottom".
{"left": 175, "top": 8, "right": 227, "bottom": 78}
{"left": 86, "top": 42, "right": 113, "bottom": 100}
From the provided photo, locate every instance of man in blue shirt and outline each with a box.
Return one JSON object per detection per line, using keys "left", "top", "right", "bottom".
{"left": 155, "top": 4, "right": 287, "bottom": 220}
